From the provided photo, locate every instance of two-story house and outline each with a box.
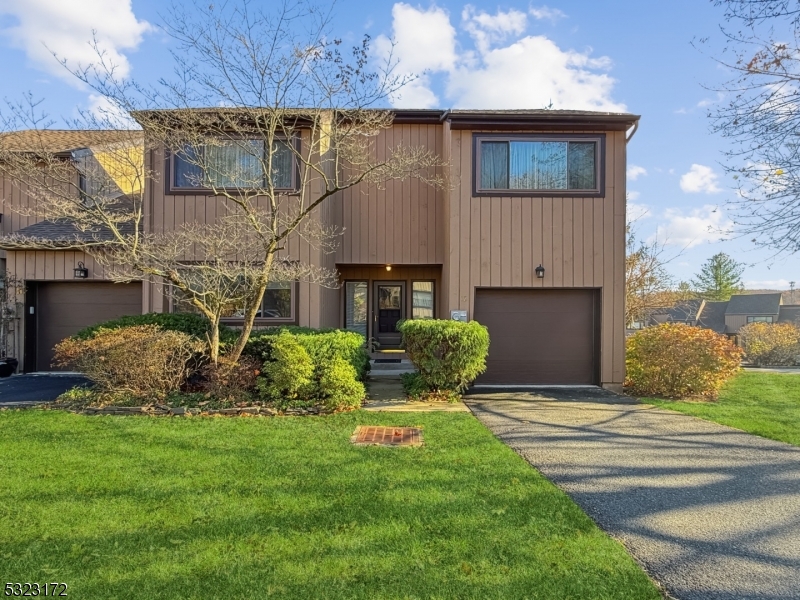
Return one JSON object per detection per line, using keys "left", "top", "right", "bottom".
{"left": 2, "top": 109, "right": 639, "bottom": 390}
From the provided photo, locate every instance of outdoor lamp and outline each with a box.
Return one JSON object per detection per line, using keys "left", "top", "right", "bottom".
{"left": 73, "top": 261, "right": 89, "bottom": 279}
{"left": 385, "top": 265, "right": 392, "bottom": 272}
{"left": 535, "top": 264, "right": 545, "bottom": 279}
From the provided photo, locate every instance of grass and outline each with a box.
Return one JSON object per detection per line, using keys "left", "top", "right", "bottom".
{"left": 643, "top": 372, "right": 800, "bottom": 446}
{"left": 0, "top": 410, "right": 661, "bottom": 600}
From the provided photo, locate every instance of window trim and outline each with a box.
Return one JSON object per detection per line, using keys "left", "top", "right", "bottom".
{"left": 165, "top": 135, "right": 301, "bottom": 195}
{"left": 472, "top": 133, "right": 605, "bottom": 197}
{"left": 342, "top": 279, "right": 370, "bottom": 336}
{"left": 746, "top": 315, "right": 775, "bottom": 323}
{"left": 411, "top": 280, "right": 436, "bottom": 319}
{"left": 170, "top": 280, "right": 299, "bottom": 325}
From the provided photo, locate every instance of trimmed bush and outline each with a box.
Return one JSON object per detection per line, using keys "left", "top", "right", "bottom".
{"left": 626, "top": 323, "right": 743, "bottom": 399}
{"left": 246, "top": 327, "right": 369, "bottom": 381}
{"left": 398, "top": 319, "right": 490, "bottom": 393}
{"left": 739, "top": 322, "right": 800, "bottom": 366}
{"left": 317, "top": 356, "right": 365, "bottom": 412}
{"left": 257, "top": 331, "right": 314, "bottom": 405}
{"left": 75, "top": 312, "right": 236, "bottom": 344}
{"left": 252, "top": 329, "right": 366, "bottom": 411}
{"left": 53, "top": 325, "right": 203, "bottom": 400}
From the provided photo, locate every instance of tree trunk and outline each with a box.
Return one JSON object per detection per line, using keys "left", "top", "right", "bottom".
{"left": 226, "top": 253, "right": 275, "bottom": 362}
{"left": 208, "top": 314, "right": 222, "bottom": 364}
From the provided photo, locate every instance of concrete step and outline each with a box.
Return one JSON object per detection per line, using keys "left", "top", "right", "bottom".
{"left": 369, "top": 359, "right": 416, "bottom": 376}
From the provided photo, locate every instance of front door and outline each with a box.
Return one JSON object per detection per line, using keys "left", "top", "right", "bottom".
{"left": 373, "top": 281, "right": 405, "bottom": 348}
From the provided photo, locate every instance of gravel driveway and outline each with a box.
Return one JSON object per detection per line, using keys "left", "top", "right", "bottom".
{"left": 466, "top": 389, "right": 800, "bottom": 600}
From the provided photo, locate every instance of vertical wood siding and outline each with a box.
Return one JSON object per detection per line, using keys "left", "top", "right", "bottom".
{"left": 333, "top": 124, "right": 444, "bottom": 265}
{"left": 441, "top": 129, "right": 627, "bottom": 386}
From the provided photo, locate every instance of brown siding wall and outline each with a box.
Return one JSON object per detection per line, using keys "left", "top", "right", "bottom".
{"left": 725, "top": 314, "right": 779, "bottom": 333}
{"left": 441, "top": 129, "right": 627, "bottom": 387}
{"left": 333, "top": 124, "right": 445, "bottom": 265}
{"left": 145, "top": 134, "right": 332, "bottom": 328}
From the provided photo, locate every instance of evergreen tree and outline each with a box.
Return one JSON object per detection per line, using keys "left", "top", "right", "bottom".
{"left": 691, "top": 253, "right": 745, "bottom": 301}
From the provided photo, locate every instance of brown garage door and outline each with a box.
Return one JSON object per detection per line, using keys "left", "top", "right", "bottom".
{"left": 35, "top": 282, "right": 142, "bottom": 371}
{"left": 473, "top": 289, "right": 598, "bottom": 385}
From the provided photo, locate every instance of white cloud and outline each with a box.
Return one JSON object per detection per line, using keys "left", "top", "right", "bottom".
{"left": 374, "top": 3, "right": 457, "bottom": 107}
{"left": 463, "top": 6, "right": 527, "bottom": 54}
{"left": 529, "top": 6, "right": 567, "bottom": 22}
{"left": 376, "top": 3, "right": 624, "bottom": 111}
{"left": 627, "top": 164, "right": 647, "bottom": 181}
{"left": 651, "top": 205, "right": 732, "bottom": 248}
{"left": 0, "top": 0, "right": 150, "bottom": 84}
{"left": 680, "top": 164, "right": 722, "bottom": 194}
{"left": 744, "top": 279, "right": 793, "bottom": 290}
{"left": 627, "top": 191, "right": 641, "bottom": 201}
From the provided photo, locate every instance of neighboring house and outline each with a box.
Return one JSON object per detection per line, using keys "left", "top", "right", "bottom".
{"left": 644, "top": 293, "right": 800, "bottom": 338}
{"left": 0, "top": 130, "right": 145, "bottom": 372}
{"left": 1, "top": 109, "right": 639, "bottom": 389}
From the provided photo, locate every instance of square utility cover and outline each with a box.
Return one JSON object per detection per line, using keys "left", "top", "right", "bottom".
{"left": 351, "top": 426, "right": 423, "bottom": 447}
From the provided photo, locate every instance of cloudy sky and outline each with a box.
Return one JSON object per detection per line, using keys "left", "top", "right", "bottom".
{"left": 0, "top": 0, "right": 798, "bottom": 289}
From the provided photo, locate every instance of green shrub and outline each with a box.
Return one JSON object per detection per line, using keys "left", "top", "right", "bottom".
{"left": 316, "top": 356, "right": 365, "bottom": 412}
{"left": 251, "top": 329, "right": 366, "bottom": 411}
{"left": 626, "top": 323, "right": 743, "bottom": 399}
{"left": 738, "top": 322, "right": 800, "bottom": 366}
{"left": 401, "top": 372, "right": 460, "bottom": 403}
{"left": 75, "top": 312, "right": 236, "bottom": 344}
{"left": 256, "top": 331, "right": 314, "bottom": 405}
{"left": 399, "top": 319, "right": 490, "bottom": 393}
{"left": 246, "top": 328, "right": 369, "bottom": 380}
{"left": 53, "top": 325, "right": 204, "bottom": 400}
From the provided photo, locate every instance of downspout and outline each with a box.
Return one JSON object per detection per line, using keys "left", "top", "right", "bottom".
{"left": 625, "top": 120, "right": 639, "bottom": 144}
{"left": 439, "top": 109, "right": 450, "bottom": 122}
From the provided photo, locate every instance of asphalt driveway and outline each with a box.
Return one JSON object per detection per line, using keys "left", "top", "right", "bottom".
{"left": 0, "top": 374, "right": 88, "bottom": 407}
{"left": 466, "top": 389, "right": 800, "bottom": 600}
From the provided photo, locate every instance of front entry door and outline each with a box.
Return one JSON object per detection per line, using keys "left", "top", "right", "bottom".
{"left": 373, "top": 282, "right": 405, "bottom": 347}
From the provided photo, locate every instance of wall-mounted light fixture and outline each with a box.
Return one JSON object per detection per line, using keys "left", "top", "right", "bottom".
{"left": 385, "top": 265, "right": 392, "bottom": 272}
{"left": 535, "top": 264, "right": 545, "bottom": 279}
{"left": 73, "top": 261, "right": 89, "bottom": 279}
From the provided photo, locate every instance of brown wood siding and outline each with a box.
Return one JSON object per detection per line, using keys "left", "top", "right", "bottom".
{"left": 442, "top": 129, "right": 627, "bottom": 386}
{"left": 474, "top": 289, "right": 598, "bottom": 385}
{"left": 725, "top": 314, "right": 780, "bottom": 332}
{"left": 36, "top": 281, "right": 142, "bottom": 371}
{"left": 333, "top": 124, "right": 444, "bottom": 265}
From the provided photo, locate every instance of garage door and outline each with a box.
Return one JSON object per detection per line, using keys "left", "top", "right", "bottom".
{"left": 35, "top": 282, "right": 142, "bottom": 371}
{"left": 473, "top": 289, "right": 598, "bottom": 385}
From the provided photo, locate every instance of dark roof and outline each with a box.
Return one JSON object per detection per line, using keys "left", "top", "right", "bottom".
{"left": 0, "top": 129, "right": 142, "bottom": 156}
{"left": 132, "top": 108, "right": 640, "bottom": 130}
{"left": 726, "top": 293, "right": 782, "bottom": 315}
{"left": 0, "top": 219, "right": 136, "bottom": 249}
{"left": 697, "top": 301, "right": 729, "bottom": 334}
{"left": 651, "top": 299, "right": 704, "bottom": 322}
{"left": 778, "top": 305, "right": 800, "bottom": 324}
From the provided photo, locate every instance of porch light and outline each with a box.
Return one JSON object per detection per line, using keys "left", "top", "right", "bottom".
{"left": 73, "top": 262, "right": 89, "bottom": 279}
{"left": 385, "top": 265, "right": 392, "bottom": 272}
{"left": 535, "top": 264, "right": 545, "bottom": 279}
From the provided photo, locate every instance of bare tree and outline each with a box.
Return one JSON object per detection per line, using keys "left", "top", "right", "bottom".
{"left": 625, "top": 225, "right": 682, "bottom": 327}
{"left": 0, "top": 0, "right": 445, "bottom": 363}
{"left": 705, "top": 0, "right": 800, "bottom": 254}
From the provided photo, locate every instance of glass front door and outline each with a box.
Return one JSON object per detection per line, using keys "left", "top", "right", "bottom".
{"left": 374, "top": 282, "right": 405, "bottom": 347}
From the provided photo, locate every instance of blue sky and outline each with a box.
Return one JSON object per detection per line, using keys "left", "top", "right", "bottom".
{"left": 1, "top": 0, "right": 799, "bottom": 289}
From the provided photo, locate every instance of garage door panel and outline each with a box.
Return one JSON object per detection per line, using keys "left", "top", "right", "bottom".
{"left": 36, "top": 282, "right": 142, "bottom": 371}
{"left": 474, "top": 289, "right": 598, "bottom": 385}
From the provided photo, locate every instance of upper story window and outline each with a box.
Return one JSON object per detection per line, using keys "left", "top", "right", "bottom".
{"left": 746, "top": 315, "right": 774, "bottom": 323}
{"left": 170, "top": 138, "right": 297, "bottom": 192}
{"left": 474, "top": 134, "right": 603, "bottom": 196}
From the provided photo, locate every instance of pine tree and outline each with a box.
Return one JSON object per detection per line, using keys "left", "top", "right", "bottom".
{"left": 691, "top": 253, "right": 745, "bottom": 301}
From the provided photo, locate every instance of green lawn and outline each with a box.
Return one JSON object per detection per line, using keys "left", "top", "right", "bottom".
{"left": 0, "top": 410, "right": 660, "bottom": 600}
{"left": 644, "top": 372, "right": 800, "bottom": 446}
